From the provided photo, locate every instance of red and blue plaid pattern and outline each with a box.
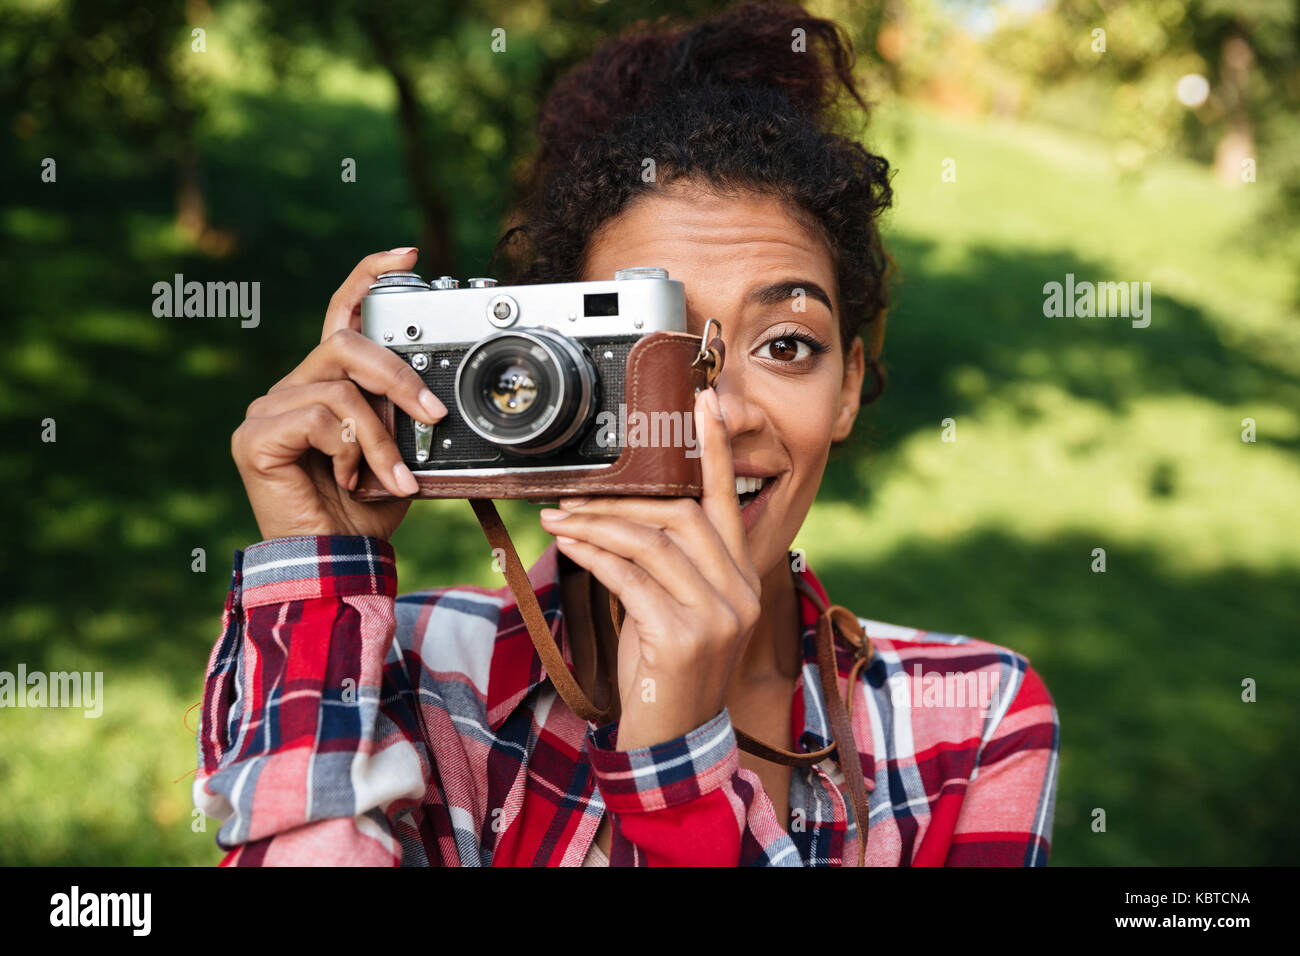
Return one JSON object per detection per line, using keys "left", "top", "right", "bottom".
{"left": 195, "top": 534, "right": 1059, "bottom": 866}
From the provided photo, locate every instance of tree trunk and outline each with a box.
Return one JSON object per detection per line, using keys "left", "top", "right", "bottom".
{"left": 363, "top": 19, "right": 457, "bottom": 276}
{"left": 1214, "top": 33, "right": 1255, "bottom": 187}
{"left": 175, "top": 138, "right": 208, "bottom": 242}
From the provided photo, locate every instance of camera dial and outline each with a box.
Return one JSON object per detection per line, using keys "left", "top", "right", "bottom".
{"left": 368, "top": 272, "right": 430, "bottom": 293}
{"left": 614, "top": 267, "right": 669, "bottom": 280}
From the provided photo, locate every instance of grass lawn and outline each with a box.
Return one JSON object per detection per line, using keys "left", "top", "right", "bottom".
{"left": 1, "top": 60, "right": 1295, "bottom": 864}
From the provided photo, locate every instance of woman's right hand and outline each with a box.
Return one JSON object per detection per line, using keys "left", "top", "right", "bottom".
{"left": 231, "top": 248, "right": 446, "bottom": 541}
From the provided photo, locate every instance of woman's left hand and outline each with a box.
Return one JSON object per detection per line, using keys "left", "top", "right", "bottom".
{"left": 539, "top": 386, "right": 762, "bottom": 751}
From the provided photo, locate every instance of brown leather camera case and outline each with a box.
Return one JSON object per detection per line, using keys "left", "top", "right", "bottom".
{"left": 352, "top": 330, "right": 705, "bottom": 501}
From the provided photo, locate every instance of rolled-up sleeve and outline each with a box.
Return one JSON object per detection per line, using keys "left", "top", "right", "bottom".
{"left": 586, "top": 707, "right": 785, "bottom": 866}
{"left": 193, "top": 535, "right": 431, "bottom": 865}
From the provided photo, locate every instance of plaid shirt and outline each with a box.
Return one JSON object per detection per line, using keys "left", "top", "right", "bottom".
{"left": 194, "top": 534, "right": 1059, "bottom": 866}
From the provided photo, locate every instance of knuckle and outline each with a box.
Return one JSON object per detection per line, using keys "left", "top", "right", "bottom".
{"left": 716, "top": 605, "right": 742, "bottom": 637}
{"left": 648, "top": 527, "right": 674, "bottom": 553}
{"left": 305, "top": 403, "right": 334, "bottom": 429}
{"left": 230, "top": 424, "right": 249, "bottom": 461}
{"left": 326, "top": 327, "right": 360, "bottom": 352}
{"left": 671, "top": 498, "right": 698, "bottom": 523}
{"left": 232, "top": 424, "right": 274, "bottom": 475}
{"left": 620, "top": 561, "right": 651, "bottom": 591}
{"left": 327, "top": 378, "right": 361, "bottom": 406}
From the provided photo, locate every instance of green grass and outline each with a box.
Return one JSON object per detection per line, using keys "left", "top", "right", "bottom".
{"left": 1, "top": 64, "right": 1296, "bottom": 864}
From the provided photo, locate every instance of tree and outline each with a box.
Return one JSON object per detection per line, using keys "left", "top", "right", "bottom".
{"left": 1, "top": 0, "right": 228, "bottom": 250}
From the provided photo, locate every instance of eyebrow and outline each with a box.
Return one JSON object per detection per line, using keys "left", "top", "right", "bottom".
{"left": 749, "top": 280, "right": 835, "bottom": 316}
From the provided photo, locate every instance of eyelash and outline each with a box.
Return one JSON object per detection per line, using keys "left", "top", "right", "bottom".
{"left": 755, "top": 326, "right": 832, "bottom": 364}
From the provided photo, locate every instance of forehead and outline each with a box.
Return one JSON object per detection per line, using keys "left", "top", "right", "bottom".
{"left": 582, "top": 183, "right": 836, "bottom": 298}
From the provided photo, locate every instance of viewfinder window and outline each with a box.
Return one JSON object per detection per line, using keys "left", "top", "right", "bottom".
{"left": 584, "top": 293, "right": 618, "bottom": 317}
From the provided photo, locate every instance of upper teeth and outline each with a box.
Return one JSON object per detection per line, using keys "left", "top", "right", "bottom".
{"left": 735, "top": 476, "right": 765, "bottom": 496}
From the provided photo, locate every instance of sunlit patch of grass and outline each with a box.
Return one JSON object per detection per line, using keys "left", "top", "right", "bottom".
{"left": 0, "top": 674, "right": 221, "bottom": 865}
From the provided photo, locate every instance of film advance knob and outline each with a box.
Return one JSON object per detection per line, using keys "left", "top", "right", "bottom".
{"left": 368, "top": 271, "right": 430, "bottom": 293}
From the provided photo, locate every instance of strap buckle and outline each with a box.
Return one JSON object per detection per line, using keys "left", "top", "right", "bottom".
{"left": 691, "top": 318, "right": 724, "bottom": 390}
{"left": 828, "top": 604, "right": 873, "bottom": 663}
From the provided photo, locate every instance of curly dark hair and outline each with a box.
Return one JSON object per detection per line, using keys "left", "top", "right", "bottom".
{"left": 492, "top": 0, "right": 895, "bottom": 402}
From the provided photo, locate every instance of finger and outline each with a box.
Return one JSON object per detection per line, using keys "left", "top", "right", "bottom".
{"left": 322, "top": 248, "right": 419, "bottom": 340}
{"left": 247, "top": 380, "right": 415, "bottom": 495}
{"left": 273, "top": 328, "right": 446, "bottom": 427}
{"left": 236, "top": 404, "right": 417, "bottom": 498}
{"left": 551, "top": 536, "right": 678, "bottom": 631}
{"left": 552, "top": 496, "right": 745, "bottom": 590}
{"left": 236, "top": 403, "right": 354, "bottom": 485}
{"left": 695, "top": 386, "right": 752, "bottom": 574}
{"left": 540, "top": 509, "right": 718, "bottom": 609}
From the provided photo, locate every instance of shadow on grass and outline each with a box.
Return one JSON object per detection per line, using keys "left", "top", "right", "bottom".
{"left": 813, "top": 531, "right": 1298, "bottom": 866}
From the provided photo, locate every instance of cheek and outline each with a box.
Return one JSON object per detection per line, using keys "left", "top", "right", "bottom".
{"left": 765, "top": 375, "right": 841, "bottom": 487}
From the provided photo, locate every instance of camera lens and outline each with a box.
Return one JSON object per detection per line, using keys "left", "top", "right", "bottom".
{"left": 455, "top": 329, "right": 597, "bottom": 454}
{"left": 483, "top": 360, "right": 538, "bottom": 416}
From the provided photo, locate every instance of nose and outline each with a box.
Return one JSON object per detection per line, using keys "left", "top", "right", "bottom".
{"left": 712, "top": 367, "right": 767, "bottom": 442}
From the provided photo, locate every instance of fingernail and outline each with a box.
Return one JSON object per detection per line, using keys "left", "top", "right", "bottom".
{"left": 388, "top": 246, "right": 417, "bottom": 255}
{"left": 419, "top": 389, "right": 445, "bottom": 420}
{"left": 555, "top": 535, "right": 576, "bottom": 545}
{"left": 560, "top": 497, "right": 588, "bottom": 508}
{"left": 347, "top": 471, "right": 359, "bottom": 491}
{"left": 703, "top": 387, "right": 724, "bottom": 421}
{"left": 394, "top": 462, "right": 420, "bottom": 495}
{"left": 540, "top": 508, "right": 569, "bottom": 522}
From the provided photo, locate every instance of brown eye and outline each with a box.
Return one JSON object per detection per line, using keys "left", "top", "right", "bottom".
{"left": 761, "top": 337, "right": 810, "bottom": 362}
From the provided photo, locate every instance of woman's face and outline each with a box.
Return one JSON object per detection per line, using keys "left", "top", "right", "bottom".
{"left": 582, "top": 181, "right": 866, "bottom": 581}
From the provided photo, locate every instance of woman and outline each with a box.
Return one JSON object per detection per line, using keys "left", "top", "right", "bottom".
{"left": 197, "top": 1, "right": 1059, "bottom": 866}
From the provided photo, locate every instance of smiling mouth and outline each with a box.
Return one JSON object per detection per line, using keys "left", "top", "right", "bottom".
{"left": 735, "top": 475, "right": 772, "bottom": 508}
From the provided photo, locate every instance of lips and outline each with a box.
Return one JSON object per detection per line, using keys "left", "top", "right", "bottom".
{"left": 737, "top": 473, "right": 779, "bottom": 534}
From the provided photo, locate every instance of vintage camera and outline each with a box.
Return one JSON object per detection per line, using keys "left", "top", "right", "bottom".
{"left": 355, "top": 267, "right": 707, "bottom": 500}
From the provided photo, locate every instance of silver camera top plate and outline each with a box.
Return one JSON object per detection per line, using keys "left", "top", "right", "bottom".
{"left": 361, "top": 269, "right": 687, "bottom": 345}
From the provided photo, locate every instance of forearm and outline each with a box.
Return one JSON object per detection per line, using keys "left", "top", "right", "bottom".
{"left": 194, "top": 536, "right": 431, "bottom": 865}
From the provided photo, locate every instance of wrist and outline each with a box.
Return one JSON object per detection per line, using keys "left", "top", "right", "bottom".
{"left": 615, "top": 700, "right": 725, "bottom": 752}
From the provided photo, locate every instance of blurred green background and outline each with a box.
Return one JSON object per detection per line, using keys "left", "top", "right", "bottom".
{"left": 1, "top": 0, "right": 1297, "bottom": 865}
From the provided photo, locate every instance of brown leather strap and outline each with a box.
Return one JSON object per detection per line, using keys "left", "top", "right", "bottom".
{"left": 814, "top": 605, "right": 873, "bottom": 867}
{"left": 471, "top": 498, "right": 609, "bottom": 723}
{"left": 733, "top": 728, "right": 835, "bottom": 766}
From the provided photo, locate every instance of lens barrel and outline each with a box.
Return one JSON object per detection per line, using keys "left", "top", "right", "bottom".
{"left": 454, "top": 329, "right": 598, "bottom": 454}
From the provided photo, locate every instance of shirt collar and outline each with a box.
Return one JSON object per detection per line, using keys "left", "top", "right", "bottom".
{"left": 484, "top": 544, "right": 866, "bottom": 745}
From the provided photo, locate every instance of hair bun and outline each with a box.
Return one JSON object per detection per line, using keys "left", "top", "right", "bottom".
{"left": 533, "top": 2, "right": 865, "bottom": 187}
